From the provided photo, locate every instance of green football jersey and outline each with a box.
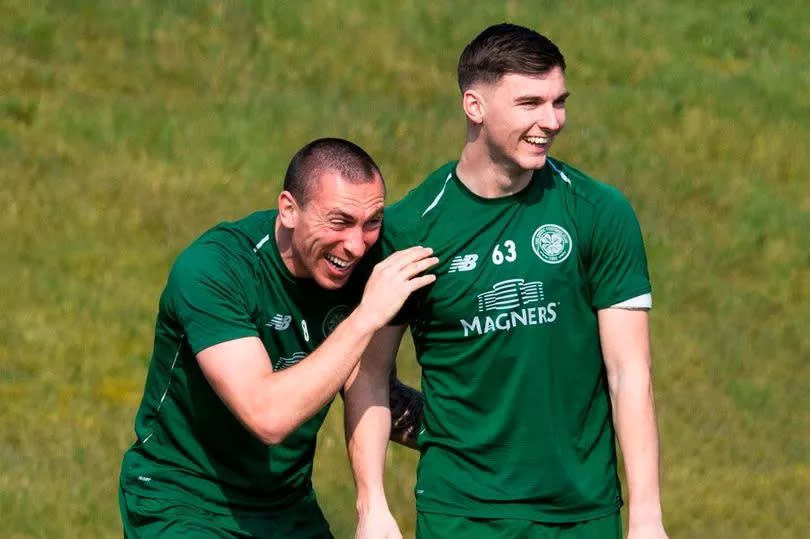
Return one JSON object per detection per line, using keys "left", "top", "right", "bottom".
{"left": 382, "top": 159, "right": 651, "bottom": 522}
{"left": 120, "top": 210, "right": 365, "bottom": 515}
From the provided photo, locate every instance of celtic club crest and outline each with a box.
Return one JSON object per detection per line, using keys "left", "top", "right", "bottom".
{"left": 322, "top": 305, "right": 351, "bottom": 337}
{"left": 531, "top": 224, "right": 572, "bottom": 264}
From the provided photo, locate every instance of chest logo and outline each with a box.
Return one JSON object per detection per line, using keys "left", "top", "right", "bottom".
{"left": 531, "top": 224, "right": 572, "bottom": 264}
{"left": 322, "top": 305, "right": 351, "bottom": 337}
{"left": 267, "top": 314, "right": 292, "bottom": 331}
{"left": 448, "top": 254, "right": 478, "bottom": 273}
{"left": 276, "top": 351, "right": 307, "bottom": 371}
{"left": 460, "top": 278, "right": 557, "bottom": 337}
{"left": 477, "top": 278, "right": 544, "bottom": 311}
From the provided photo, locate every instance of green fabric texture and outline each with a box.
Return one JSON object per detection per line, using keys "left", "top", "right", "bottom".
{"left": 120, "top": 487, "right": 333, "bottom": 538}
{"left": 120, "top": 210, "right": 366, "bottom": 516}
{"left": 416, "top": 510, "right": 621, "bottom": 539}
{"left": 381, "top": 159, "right": 651, "bottom": 522}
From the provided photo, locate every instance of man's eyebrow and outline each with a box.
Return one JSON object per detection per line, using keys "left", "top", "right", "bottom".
{"left": 326, "top": 210, "right": 356, "bottom": 220}
{"left": 514, "top": 90, "right": 571, "bottom": 102}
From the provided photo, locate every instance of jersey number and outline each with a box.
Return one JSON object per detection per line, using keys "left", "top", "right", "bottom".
{"left": 301, "top": 320, "right": 310, "bottom": 342}
{"left": 492, "top": 240, "right": 517, "bottom": 265}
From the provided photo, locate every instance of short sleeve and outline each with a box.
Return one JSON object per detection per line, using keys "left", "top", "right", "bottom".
{"left": 379, "top": 212, "right": 413, "bottom": 257}
{"left": 586, "top": 187, "right": 652, "bottom": 310}
{"left": 380, "top": 211, "right": 419, "bottom": 326}
{"left": 165, "top": 243, "right": 259, "bottom": 354}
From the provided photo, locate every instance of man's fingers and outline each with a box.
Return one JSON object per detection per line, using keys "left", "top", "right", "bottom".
{"left": 377, "top": 246, "right": 434, "bottom": 271}
{"left": 406, "top": 274, "right": 437, "bottom": 292}
{"left": 400, "top": 256, "right": 439, "bottom": 279}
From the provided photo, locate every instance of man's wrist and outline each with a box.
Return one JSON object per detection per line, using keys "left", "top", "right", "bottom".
{"left": 348, "top": 303, "right": 382, "bottom": 336}
{"left": 628, "top": 500, "right": 663, "bottom": 526}
{"left": 355, "top": 491, "right": 389, "bottom": 515}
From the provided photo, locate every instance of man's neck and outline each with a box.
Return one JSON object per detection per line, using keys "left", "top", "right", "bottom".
{"left": 274, "top": 218, "right": 305, "bottom": 278}
{"left": 456, "top": 145, "right": 535, "bottom": 198}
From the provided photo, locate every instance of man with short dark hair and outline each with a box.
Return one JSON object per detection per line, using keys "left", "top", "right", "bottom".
{"left": 346, "top": 24, "right": 668, "bottom": 539}
{"left": 119, "top": 138, "right": 437, "bottom": 538}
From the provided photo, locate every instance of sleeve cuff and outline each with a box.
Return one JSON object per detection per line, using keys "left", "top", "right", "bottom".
{"left": 610, "top": 292, "right": 652, "bottom": 310}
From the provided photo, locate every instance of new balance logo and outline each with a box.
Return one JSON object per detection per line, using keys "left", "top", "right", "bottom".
{"left": 275, "top": 351, "right": 307, "bottom": 371}
{"left": 267, "top": 314, "right": 292, "bottom": 331}
{"left": 448, "top": 254, "right": 478, "bottom": 273}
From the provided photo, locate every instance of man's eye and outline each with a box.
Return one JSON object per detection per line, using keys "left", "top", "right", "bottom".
{"left": 365, "top": 219, "right": 382, "bottom": 229}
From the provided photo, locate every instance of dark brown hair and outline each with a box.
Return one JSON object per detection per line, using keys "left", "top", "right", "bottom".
{"left": 458, "top": 23, "right": 566, "bottom": 92}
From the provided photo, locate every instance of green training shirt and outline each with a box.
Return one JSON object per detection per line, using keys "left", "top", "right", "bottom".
{"left": 120, "top": 210, "right": 366, "bottom": 515}
{"left": 381, "top": 159, "right": 651, "bottom": 522}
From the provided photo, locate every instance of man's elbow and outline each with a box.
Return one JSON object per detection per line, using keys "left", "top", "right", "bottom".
{"left": 242, "top": 411, "right": 296, "bottom": 446}
{"left": 254, "top": 426, "right": 289, "bottom": 446}
{"left": 605, "top": 359, "right": 653, "bottom": 400}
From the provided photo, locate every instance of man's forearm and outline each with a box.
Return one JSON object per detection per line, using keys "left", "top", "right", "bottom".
{"left": 611, "top": 365, "right": 664, "bottom": 526}
{"left": 345, "top": 361, "right": 393, "bottom": 511}
{"left": 343, "top": 324, "right": 408, "bottom": 532}
{"left": 599, "top": 309, "right": 666, "bottom": 536}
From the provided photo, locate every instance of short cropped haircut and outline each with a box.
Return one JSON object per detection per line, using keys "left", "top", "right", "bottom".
{"left": 283, "top": 138, "right": 383, "bottom": 205}
{"left": 458, "top": 23, "right": 566, "bottom": 92}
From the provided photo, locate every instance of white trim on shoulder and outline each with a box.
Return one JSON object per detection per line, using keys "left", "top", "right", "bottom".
{"left": 547, "top": 159, "right": 572, "bottom": 185}
{"left": 253, "top": 234, "right": 270, "bottom": 253}
{"left": 421, "top": 172, "right": 454, "bottom": 217}
{"left": 610, "top": 293, "right": 652, "bottom": 310}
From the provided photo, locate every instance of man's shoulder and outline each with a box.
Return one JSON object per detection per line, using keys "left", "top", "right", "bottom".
{"left": 386, "top": 161, "right": 457, "bottom": 222}
{"left": 171, "top": 211, "right": 275, "bottom": 285}
{"left": 202, "top": 210, "right": 275, "bottom": 246}
{"left": 547, "top": 157, "right": 633, "bottom": 212}
{"left": 184, "top": 210, "right": 274, "bottom": 257}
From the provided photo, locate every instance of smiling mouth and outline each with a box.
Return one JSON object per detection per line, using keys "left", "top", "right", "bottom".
{"left": 524, "top": 135, "right": 549, "bottom": 146}
{"left": 325, "top": 253, "right": 352, "bottom": 271}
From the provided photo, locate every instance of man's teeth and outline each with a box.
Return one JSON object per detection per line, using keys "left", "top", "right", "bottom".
{"left": 525, "top": 136, "right": 549, "bottom": 144}
{"left": 325, "top": 254, "right": 350, "bottom": 269}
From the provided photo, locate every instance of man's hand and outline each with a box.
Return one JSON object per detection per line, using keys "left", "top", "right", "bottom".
{"left": 388, "top": 372, "right": 423, "bottom": 449}
{"left": 354, "top": 246, "right": 437, "bottom": 333}
{"left": 355, "top": 505, "right": 402, "bottom": 539}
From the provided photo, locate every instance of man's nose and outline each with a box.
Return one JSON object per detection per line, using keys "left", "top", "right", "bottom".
{"left": 343, "top": 226, "right": 366, "bottom": 258}
{"left": 536, "top": 104, "right": 561, "bottom": 131}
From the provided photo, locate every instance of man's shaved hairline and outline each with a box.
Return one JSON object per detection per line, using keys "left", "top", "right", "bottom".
{"left": 283, "top": 138, "right": 384, "bottom": 207}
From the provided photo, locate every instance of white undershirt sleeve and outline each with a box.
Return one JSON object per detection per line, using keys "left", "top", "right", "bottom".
{"left": 610, "top": 292, "right": 652, "bottom": 310}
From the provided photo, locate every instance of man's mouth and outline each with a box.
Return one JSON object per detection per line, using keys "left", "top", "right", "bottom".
{"left": 325, "top": 253, "right": 352, "bottom": 271}
{"left": 524, "top": 135, "right": 550, "bottom": 146}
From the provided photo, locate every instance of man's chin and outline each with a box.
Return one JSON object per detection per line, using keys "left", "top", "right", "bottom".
{"left": 314, "top": 271, "right": 351, "bottom": 290}
{"left": 520, "top": 153, "right": 548, "bottom": 170}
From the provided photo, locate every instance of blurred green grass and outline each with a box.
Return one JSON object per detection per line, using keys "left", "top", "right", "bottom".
{"left": 1, "top": 1, "right": 808, "bottom": 537}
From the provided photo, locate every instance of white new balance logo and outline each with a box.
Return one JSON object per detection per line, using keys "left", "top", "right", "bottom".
{"left": 448, "top": 254, "right": 478, "bottom": 273}
{"left": 276, "top": 351, "right": 307, "bottom": 371}
{"left": 267, "top": 314, "right": 292, "bottom": 331}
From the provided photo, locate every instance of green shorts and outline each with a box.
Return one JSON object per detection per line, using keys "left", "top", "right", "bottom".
{"left": 119, "top": 486, "right": 333, "bottom": 539}
{"left": 416, "top": 510, "right": 621, "bottom": 539}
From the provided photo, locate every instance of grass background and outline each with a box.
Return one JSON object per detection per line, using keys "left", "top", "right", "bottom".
{"left": 1, "top": 0, "right": 808, "bottom": 537}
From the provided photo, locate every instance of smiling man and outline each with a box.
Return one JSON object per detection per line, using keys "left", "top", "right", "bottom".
{"left": 345, "top": 24, "right": 668, "bottom": 539}
{"left": 119, "top": 138, "right": 437, "bottom": 538}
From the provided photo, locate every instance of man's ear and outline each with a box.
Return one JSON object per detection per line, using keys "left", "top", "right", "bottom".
{"left": 277, "top": 190, "right": 298, "bottom": 228}
{"left": 462, "top": 88, "right": 485, "bottom": 125}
